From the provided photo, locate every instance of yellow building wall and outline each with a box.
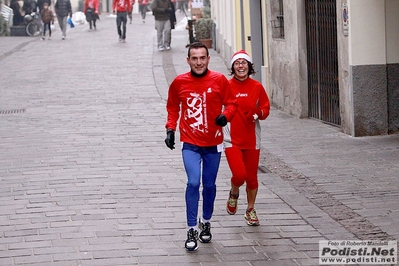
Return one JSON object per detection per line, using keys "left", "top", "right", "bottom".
{"left": 233, "top": 0, "right": 252, "bottom": 55}
{"left": 234, "top": 0, "right": 241, "bottom": 52}
{"left": 242, "top": 0, "right": 252, "bottom": 55}
{"left": 261, "top": 0, "right": 270, "bottom": 95}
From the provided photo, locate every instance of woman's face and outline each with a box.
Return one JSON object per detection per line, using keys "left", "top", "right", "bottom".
{"left": 233, "top": 59, "right": 249, "bottom": 80}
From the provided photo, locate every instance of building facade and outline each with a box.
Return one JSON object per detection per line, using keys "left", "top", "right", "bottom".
{"left": 211, "top": 0, "right": 399, "bottom": 136}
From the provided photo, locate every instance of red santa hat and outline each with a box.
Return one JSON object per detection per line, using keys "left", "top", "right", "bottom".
{"left": 230, "top": 50, "right": 252, "bottom": 67}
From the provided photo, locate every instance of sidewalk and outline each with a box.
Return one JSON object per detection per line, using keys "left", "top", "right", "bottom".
{"left": 0, "top": 10, "right": 398, "bottom": 266}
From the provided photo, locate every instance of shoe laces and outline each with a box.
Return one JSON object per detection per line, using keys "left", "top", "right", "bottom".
{"left": 201, "top": 222, "right": 210, "bottom": 234}
{"left": 248, "top": 208, "right": 258, "bottom": 220}
{"left": 187, "top": 228, "right": 198, "bottom": 242}
{"left": 228, "top": 192, "right": 238, "bottom": 206}
{"left": 228, "top": 197, "right": 237, "bottom": 207}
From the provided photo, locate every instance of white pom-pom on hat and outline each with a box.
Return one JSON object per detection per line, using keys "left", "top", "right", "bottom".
{"left": 230, "top": 49, "right": 252, "bottom": 67}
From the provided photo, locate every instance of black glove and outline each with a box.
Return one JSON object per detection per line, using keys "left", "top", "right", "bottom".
{"left": 165, "top": 8, "right": 173, "bottom": 13}
{"left": 165, "top": 129, "right": 175, "bottom": 150}
{"left": 215, "top": 114, "right": 227, "bottom": 127}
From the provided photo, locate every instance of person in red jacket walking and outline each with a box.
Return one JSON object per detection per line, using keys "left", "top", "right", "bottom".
{"left": 113, "top": 0, "right": 133, "bottom": 42}
{"left": 137, "top": 0, "right": 149, "bottom": 23}
{"left": 224, "top": 50, "right": 270, "bottom": 226}
{"left": 127, "top": 0, "right": 134, "bottom": 24}
{"left": 164, "top": 42, "right": 237, "bottom": 251}
{"left": 84, "top": 0, "right": 100, "bottom": 30}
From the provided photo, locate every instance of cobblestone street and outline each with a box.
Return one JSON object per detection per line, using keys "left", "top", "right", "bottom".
{"left": 0, "top": 10, "right": 398, "bottom": 266}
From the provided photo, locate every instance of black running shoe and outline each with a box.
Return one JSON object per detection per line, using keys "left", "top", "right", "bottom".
{"left": 185, "top": 228, "right": 198, "bottom": 251}
{"left": 198, "top": 219, "right": 212, "bottom": 243}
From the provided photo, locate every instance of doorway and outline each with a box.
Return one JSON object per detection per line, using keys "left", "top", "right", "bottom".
{"left": 305, "top": 0, "right": 340, "bottom": 126}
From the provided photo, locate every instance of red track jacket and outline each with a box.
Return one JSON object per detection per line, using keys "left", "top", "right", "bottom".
{"left": 223, "top": 77, "right": 270, "bottom": 150}
{"left": 113, "top": 0, "right": 131, "bottom": 12}
{"left": 165, "top": 70, "right": 237, "bottom": 147}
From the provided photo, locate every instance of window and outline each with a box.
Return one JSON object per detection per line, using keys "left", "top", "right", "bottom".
{"left": 271, "top": 0, "right": 284, "bottom": 39}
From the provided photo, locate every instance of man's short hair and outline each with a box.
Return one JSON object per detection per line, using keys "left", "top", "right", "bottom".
{"left": 188, "top": 42, "right": 209, "bottom": 58}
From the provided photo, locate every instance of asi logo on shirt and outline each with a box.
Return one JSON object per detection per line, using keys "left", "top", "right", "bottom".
{"left": 185, "top": 92, "right": 206, "bottom": 133}
{"left": 236, "top": 93, "right": 248, "bottom": 98}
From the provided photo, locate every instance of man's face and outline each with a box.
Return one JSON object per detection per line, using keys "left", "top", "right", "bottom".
{"left": 187, "top": 48, "right": 210, "bottom": 75}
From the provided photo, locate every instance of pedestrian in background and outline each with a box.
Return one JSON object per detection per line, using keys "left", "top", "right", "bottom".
{"left": 137, "top": 0, "right": 149, "bottom": 23}
{"left": 164, "top": 42, "right": 237, "bottom": 251}
{"left": 40, "top": 2, "right": 54, "bottom": 40}
{"left": 150, "top": 0, "right": 173, "bottom": 51}
{"left": 84, "top": 0, "right": 100, "bottom": 30}
{"left": 128, "top": 0, "right": 134, "bottom": 24}
{"left": 176, "top": 0, "right": 188, "bottom": 15}
{"left": 10, "top": 0, "right": 24, "bottom": 25}
{"left": 224, "top": 50, "right": 270, "bottom": 226}
{"left": 112, "top": 0, "right": 133, "bottom": 42}
{"left": 37, "top": 0, "right": 50, "bottom": 23}
{"left": 55, "top": 0, "right": 72, "bottom": 40}
{"left": 23, "top": 0, "right": 37, "bottom": 15}
{"left": 169, "top": 0, "right": 176, "bottom": 47}
{"left": 37, "top": 0, "right": 51, "bottom": 14}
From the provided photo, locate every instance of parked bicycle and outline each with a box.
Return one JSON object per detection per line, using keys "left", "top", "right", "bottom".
{"left": 24, "top": 12, "right": 42, "bottom": 37}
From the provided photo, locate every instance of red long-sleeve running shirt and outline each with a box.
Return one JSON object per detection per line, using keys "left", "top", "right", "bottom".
{"left": 113, "top": 0, "right": 131, "bottom": 12}
{"left": 223, "top": 77, "right": 270, "bottom": 150}
{"left": 84, "top": 0, "right": 99, "bottom": 13}
{"left": 165, "top": 70, "right": 237, "bottom": 147}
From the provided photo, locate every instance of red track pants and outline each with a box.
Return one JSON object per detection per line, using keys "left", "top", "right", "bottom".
{"left": 225, "top": 147, "right": 260, "bottom": 190}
